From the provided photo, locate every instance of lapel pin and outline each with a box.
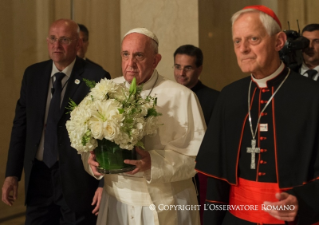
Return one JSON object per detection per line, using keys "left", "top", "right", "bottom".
{"left": 75, "top": 79, "right": 80, "bottom": 85}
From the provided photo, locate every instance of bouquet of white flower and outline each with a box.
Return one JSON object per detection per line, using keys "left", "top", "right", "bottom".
{"left": 66, "top": 77, "right": 161, "bottom": 173}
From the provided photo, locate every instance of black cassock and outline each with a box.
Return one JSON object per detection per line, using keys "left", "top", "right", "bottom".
{"left": 196, "top": 67, "right": 319, "bottom": 225}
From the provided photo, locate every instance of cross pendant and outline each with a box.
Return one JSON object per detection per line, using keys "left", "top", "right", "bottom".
{"left": 246, "top": 139, "right": 260, "bottom": 169}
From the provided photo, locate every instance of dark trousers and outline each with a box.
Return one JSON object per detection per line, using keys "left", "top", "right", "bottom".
{"left": 25, "top": 159, "right": 96, "bottom": 225}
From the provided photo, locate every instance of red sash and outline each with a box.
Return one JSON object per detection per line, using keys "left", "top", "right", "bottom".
{"left": 229, "top": 178, "right": 287, "bottom": 224}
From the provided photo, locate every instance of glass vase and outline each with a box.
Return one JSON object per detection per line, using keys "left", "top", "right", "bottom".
{"left": 94, "top": 139, "right": 136, "bottom": 174}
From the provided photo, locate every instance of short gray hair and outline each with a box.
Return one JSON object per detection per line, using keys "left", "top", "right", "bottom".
{"left": 149, "top": 39, "right": 158, "bottom": 54}
{"left": 231, "top": 8, "right": 281, "bottom": 36}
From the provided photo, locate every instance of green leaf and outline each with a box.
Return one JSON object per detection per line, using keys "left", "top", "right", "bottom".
{"left": 125, "top": 118, "right": 134, "bottom": 124}
{"left": 97, "top": 139, "right": 122, "bottom": 154}
{"left": 81, "top": 131, "right": 91, "bottom": 146}
{"left": 83, "top": 78, "right": 96, "bottom": 89}
{"left": 135, "top": 141, "right": 145, "bottom": 149}
{"left": 131, "top": 108, "right": 137, "bottom": 114}
{"left": 154, "top": 97, "right": 158, "bottom": 106}
{"left": 118, "top": 108, "right": 124, "bottom": 114}
{"left": 65, "top": 98, "right": 78, "bottom": 113}
{"left": 147, "top": 108, "right": 162, "bottom": 117}
{"left": 129, "top": 77, "right": 137, "bottom": 95}
{"left": 136, "top": 85, "right": 143, "bottom": 94}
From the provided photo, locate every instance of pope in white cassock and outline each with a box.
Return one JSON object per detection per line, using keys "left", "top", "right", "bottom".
{"left": 81, "top": 28, "right": 206, "bottom": 225}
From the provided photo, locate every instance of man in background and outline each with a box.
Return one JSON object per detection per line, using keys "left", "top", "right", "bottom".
{"left": 173, "top": 45, "right": 219, "bottom": 127}
{"left": 2, "top": 19, "right": 110, "bottom": 224}
{"left": 173, "top": 44, "right": 219, "bottom": 224}
{"left": 77, "top": 23, "right": 102, "bottom": 68}
{"left": 300, "top": 23, "right": 319, "bottom": 81}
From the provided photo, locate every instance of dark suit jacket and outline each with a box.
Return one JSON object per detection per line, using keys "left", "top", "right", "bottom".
{"left": 191, "top": 80, "right": 219, "bottom": 125}
{"left": 86, "top": 58, "right": 103, "bottom": 68}
{"left": 5, "top": 57, "right": 110, "bottom": 213}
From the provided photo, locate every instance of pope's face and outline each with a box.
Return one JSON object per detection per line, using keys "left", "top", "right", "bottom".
{"left": 302, "top": 30, "right": 319, "bottom": 69}
{"left": 121, "top": 33, "right": 161, "bottom": 84}
{"left": 232, "top": 12, "right": 283, "bottom": 78}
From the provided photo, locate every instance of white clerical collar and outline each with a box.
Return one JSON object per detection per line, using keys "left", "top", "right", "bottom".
{"left": 300, "top": 63, "right": 319, "bottom": 75}
{"left": 251, "top": 62, "right": 285, "bottom": 88}
{"left": 51, "top": 58, "right": 76, "bottom": 78}
{"left": 125, "top": 69, "right": 158, "bottom": 90}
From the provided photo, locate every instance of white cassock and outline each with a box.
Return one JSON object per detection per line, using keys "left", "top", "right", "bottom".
{"left": 82, "top": 70, "right": 206, "bottom": 225}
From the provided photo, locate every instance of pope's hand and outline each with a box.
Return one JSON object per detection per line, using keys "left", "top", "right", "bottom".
{"left": 2, "top": 176, "right": 18, "bottom": 206}
{"left": 88, "top": 151, "right": 103, "bottom": 177}
{"left": 124, "top": 147, "right": 151, "bottom": 175}
{"left": 263, "top": 192, "right": 298, "bottom": 222}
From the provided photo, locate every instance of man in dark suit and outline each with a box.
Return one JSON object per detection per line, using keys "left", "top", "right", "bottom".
{"left": 299, "top": 24, "right": 319, "bottom": 81}
{"left": 173, "top": 44, "right": 219, "bottom": 224}
{"left": 1, "top": 19, "right": 110, "bottom": 224}
{"left": 77, "top": 23, "right": 102, "bottom": 68}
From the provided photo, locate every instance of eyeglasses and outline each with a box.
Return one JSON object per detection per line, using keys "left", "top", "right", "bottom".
{"left": 173, "top": 65, "right": 194, "bottom": 72}
{"left": 47, "top": 36, "right": 76, "bottom": 45}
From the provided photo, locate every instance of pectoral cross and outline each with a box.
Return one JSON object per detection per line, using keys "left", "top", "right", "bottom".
{"left": 247, "top": 139, "right": 260, "bottom": 169}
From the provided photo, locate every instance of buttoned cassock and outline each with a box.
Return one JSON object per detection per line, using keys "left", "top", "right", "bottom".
{"left": 196, "top": 65, "right": 319, "bottom": 225}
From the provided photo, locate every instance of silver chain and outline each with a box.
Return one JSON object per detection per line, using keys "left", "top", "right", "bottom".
{"left": 248, "top": 68, "right": 291, "bottom": 140}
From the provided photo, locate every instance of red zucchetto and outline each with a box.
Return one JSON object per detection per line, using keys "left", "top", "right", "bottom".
{"left": 243, "top": 5, "right": 282, "bottom": 29}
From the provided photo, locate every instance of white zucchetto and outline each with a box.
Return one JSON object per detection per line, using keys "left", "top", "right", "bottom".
{"left": 123, "top": 28, "right": 159, "bottom": 45}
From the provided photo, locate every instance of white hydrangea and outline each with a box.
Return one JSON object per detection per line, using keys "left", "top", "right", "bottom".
{"left": 90, "top": 78, "right": 116, "bottom": 100}
{"left": 144, "top": 116, "right": 160, "bottom": 136}
{"left": 66, "top": 78, "right": 161, "bottom": 153}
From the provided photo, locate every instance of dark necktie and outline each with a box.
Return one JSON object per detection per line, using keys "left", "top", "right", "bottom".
{"left": 306, "top": 69, "right": 317, "bottom": 80}
{"left": 43, "top": 72, "right": 65, "bottom": 168}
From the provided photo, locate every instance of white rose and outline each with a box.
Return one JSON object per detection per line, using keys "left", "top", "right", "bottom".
{"left": 103, "top": 120, "right": 119, "bottom": 141}
{"left": 89, "top": 119, "right": 104, "bottom": 140}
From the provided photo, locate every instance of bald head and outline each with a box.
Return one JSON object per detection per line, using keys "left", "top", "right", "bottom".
{"left": 50, "top": 19, "right": 80, "bottom": 37}
{"left": 47, "top": 19, "right": 82, "bottom": 71}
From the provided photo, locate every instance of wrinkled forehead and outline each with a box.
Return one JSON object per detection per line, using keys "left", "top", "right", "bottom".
{"left": 233, "top": 12, "right": 260, "bottom": 27}
{"left": 232, "top": 12, "right": 266, "bottom": 36}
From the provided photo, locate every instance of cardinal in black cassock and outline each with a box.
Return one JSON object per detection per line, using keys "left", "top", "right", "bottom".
{"left": 196, "top": 5, "right": 319, "bottom": 225}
